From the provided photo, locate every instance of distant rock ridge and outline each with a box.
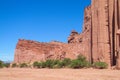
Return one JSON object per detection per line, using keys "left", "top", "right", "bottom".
{"left": 14, "top": 0, "right": 120, "bottom": 68}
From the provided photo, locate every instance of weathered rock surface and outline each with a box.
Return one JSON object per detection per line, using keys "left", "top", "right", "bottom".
{"left": 14, "top": 39, "right": 66, "bottom": 63}
{"left": 14, "top": 0, "right": 120, "bottom": 68}
{"left": 14, "top": 39, "right": 84, "bottom": 63}
{"left": 90, "top": 0, "right": 120, "bottom": 67}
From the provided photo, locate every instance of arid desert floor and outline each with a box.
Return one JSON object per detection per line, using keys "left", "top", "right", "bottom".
{"left": 0, "top": 68, "right": 120, "bottom": 80}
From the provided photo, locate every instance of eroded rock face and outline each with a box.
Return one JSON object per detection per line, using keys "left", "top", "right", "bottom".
{"left": 14, "top": 39, "right": 84, "bottom": 63}
{"left": 14, "top": 0, "right": 120, "bottom": 68}
{"left": 90, "top": 0, "right": 120, "bottom": 67}
{"left": 91, "top": 0, "right": 111, "bottom": 66}
{"left": 14, "top": 39, "right": 66, "bottom": 63}
{"left": 68, "top": 6, "right": 92, "bottom": 62}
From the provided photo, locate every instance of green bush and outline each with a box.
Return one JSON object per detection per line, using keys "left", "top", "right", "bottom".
{"left": 45, "top": 59, "right": 53, "bottom": 68}
{"left": 0, "top": 60, "right": 4, "bottom": 68}
{"left": 33, "top": 61, "right": 41, "bottom": 68}
{"left": 12, "top": 63, "right": 18, "bottom": 68}
{"left": 52, "top": 61, "right": 63, "bottom": 68}
{"left": 41, "top": 61, "right": 46, "bottom": 68}
{"left": 49, "top": 58, "right": 72, "bottom": 68}
{"left": 61, "top": 58, "right": 71, "bottom": 67}
{"left": 70, "top": 55, "right": 91, "bottom": 69}
{"left": 93, "top": 62, "right": 108, "bottom": 69}
{"left": 0, "top": 61, "right": 10, "bottom": 68}
{"left": 30, "top": 55, "right": 110, "bottom": 69}
{"left": 45, "top": 59, "right": 61, "bottom": 68}
{"left": 4, "top": 63, "right": 10, "bottom": 68}
{"left": 52, "top": 60, "right": 60, "bottom": 65}
{"left": 20, "top": 63, "right": 28, "bottom": 68}
{"left": 31, "top": 55, "right": 91, "bottom": 69}
{"left": 53, "top": 60, "right": 63, "bottom": 68}
{"left": 70, "top": 59, "right": 84, "bottom": 68}
{"left": 77, "top": 55, "right": 86, "bottom": 61}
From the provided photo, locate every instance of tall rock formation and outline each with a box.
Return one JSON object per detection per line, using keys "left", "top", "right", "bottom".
{"left": 90, "top": 0, "right": 120, "bottom": 67}
{"left": 113, "top": 0, "right": 120, "bottom": 68}
{"left": 14, "top": 0, "right": 120, "bottom": 68}
{"left": 91, "top": 0, "right": 111, "bottom": 66}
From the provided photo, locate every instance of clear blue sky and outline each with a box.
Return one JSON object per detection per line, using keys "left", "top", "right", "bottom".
{"left": 0, "top": 0, "right": 91, "bottom": 62}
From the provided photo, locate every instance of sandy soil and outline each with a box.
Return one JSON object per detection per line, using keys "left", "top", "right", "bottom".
{"left": 0, "top": 68, "right": 120, "bottom": 80}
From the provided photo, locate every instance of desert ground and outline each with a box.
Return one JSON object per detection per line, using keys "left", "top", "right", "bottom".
{"left": 0, "top": 68, "right": 120, "bottom": 80}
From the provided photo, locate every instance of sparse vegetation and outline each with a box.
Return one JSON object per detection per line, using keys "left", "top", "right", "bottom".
{"left": 45, "top": 59, "right": 61, "bottom": 68}
{"left": 33, "top": 60, "right": 62, "bottom": 69}
{"left": 41, "top": 61, "right": 46, "bottom": 68}
{"left": 0, "top": 60, "right": 4, "bottom": 68}
{"left": 53, "top": 60, "right": 63, "bottom": 68}
{"left": 4, "top": 63, "right": 10, "bottom": 68}
{"left": 44, "top": 59, "right": 54, "bottom": 68}
{"left": 20, "top": 63, "right": 28, "bottom": 68}
{"left": 33, "top": 61, "right": 41, "bottom": 68}
{"left": 31, "top": 55, "right": 92, "bottom": 69}
{"left": 69, "top": 55, "right": 91, "bottom": 69}
{"left": 12, "top": 63, "right": 18, "bottom": 68}
{"left": 93, "top": 62, "right": 108, "bottom": 69}
{"left": 0, "top": 60, "right": 10, "bottom": 68}
{"left": 61, "top": 58, "right": 71, "bottom": 68}
{"left": 1, "top": 55, "right": 108, "bottom": 69}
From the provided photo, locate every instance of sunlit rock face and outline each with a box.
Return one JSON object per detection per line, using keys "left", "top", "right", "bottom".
{"left": 90, "top": 0, "right": 120, "bottom": 68}
{"left": 14, "top": 39, "right": 84, "bottom": 63}
{"left": 14, "top": 0, "right": 120, "bottom": 68}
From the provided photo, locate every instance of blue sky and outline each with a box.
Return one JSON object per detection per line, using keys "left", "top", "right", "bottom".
{"left": 0, "top": 0, "right": 91, "bottom": 61}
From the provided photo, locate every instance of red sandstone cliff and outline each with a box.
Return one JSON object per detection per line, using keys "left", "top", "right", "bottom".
{"left": 14, "top": 0, "right": 120, "bottom": 68}
{"left": 14, "top": 39, "right": 85, "bottom": 63}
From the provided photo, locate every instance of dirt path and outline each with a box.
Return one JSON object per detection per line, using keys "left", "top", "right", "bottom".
{"left": 0, "top": 68, "right": 120, "bottom": 80}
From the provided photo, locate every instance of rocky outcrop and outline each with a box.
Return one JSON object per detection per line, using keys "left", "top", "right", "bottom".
{"left": 14, "top": 39, "right": 84, "bottom": 63}
{"left": 14, "top": 0, "right": 120, "bottom": 68}
{"left": 67, "top": 6, "right": 92, "bottom": 63}
{"left": 68, "top": 30, "right": 80, "bottom": 43}
{"left": 14, "top": 39, "right": 66, "bottom": 63}
{"left": 67, "top": 0, "right": 120, "bottom": 67}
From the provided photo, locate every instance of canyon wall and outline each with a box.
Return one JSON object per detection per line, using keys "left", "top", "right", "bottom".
{"left": 91, "top": 0, "right": 111, "bottom": 66}
{"left": 14, "top": 39, "right": 84, "bottom": 63}
{"left": 90, "top": 0, "right": 120, "bottom": 67}
{"left": 14, "top": 0, "right": 120, "bottom": 68}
